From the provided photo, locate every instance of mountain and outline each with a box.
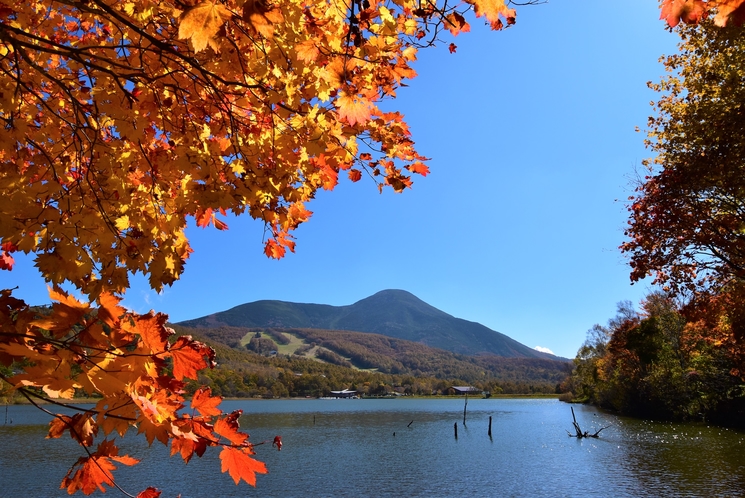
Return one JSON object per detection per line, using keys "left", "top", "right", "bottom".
{"left": 178, "top": 289, "right": 557, "bottom": 359}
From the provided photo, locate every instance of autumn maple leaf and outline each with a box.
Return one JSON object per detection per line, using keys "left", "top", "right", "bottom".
{"left": 659, "top": 0, "right": 707, "bottom": 27}
{"left": 348, "top": 169, "right": 362, "bottom": 182}
{"left": 264, "top": 239, "right": 286, "bottom": 259}
{"left": 220, "top": 447, "right": 268, "bottom": 486}
{"left": 134, "top": 312, "right": 172, "bottom": 352}
{"left": 407, "top": 162, "right": 430, "bottom": 176}
{"left": 295, "top": 40, "right": 320, "bottom": 62}
{"left": 61, "top": 440, "right": 139, "bottom": 495}
{"left": 467, "top": 0, "right": 515, "bottom": 30}
{"left": 0, "top": 250, "right": 14, "bottom": 270}
{"left": 242, "top": 0, "right": 284, "bottom": 38}
{"left": 214, "top": 410, "right": 248, "bottom": 445}
{"left": 169, "top": 336, "right": 214, "bottom": 381}
{"left": 445, "top": 12, "right": 470, "bottom": 36}
{"left": 713, "top": 0, "right": 745, "bottom": 26}
{"left": 136, "top": 488, "right": 162, "bottom": 498}
{"left": 191, "top": 387, "right": 223, "bottom": 417}
{"left": 337, "top": 93, "right": 372, "bottom": 126}
{"left": 178, "top": 1, "right": 233, "bottom": 52}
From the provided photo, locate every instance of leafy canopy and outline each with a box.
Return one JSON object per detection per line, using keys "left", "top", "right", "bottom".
{"left": 0, "top": 0, "right": 518, "bottom": 299}
{"left": 623, "top": 20, "right": 745, "bottom": 293}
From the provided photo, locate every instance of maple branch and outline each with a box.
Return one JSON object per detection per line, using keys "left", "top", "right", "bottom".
{"left": 17, "top": 389, "right": 137, "bottom": 498}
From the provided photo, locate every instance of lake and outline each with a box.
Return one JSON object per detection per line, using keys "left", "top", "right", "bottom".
{"left": 1, "top": 398, "right": 744, "bottom": 497}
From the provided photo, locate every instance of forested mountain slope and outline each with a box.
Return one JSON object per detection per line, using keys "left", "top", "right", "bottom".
{"left": 178, "top": 289, "right": 558, "bottom": 359}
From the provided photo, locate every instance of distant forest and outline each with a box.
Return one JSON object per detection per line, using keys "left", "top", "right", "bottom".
{"left": 173, "top": 325, "right": 571, "bottom": 398}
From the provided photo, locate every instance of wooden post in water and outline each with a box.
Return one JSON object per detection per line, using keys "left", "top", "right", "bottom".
{"left": 488, "top": 416, "right": 492, "bottom": 437}
{"left": 463, "top": 393, "right": 468, "bottom": 425}
{"left": 454, "top": 422, "right": 458, "bottom": 439}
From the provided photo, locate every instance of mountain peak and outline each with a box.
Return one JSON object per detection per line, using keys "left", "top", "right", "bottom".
{"left": 178, "top": 290, "right": 556, "bottom": 360}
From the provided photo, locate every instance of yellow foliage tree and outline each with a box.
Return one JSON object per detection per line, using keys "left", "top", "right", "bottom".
{"left": 0, "top": 0, "right": 525, "bottom": 495}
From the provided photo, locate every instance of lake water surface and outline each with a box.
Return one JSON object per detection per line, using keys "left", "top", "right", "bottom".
{"left": 1, "top": 398, "right": 744, "bottom": 497}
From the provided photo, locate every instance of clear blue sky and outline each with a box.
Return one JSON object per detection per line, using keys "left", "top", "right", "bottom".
{"left": 2, "top": 1, "right": 679, "bottom": 359}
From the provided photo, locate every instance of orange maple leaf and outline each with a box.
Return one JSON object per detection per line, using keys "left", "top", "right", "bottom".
{"left": 659, "top": 0, "right": 707, "bottom": 27}
{"left": 713, "top": 0, "right": 745, "bottom": 26}
{"left": 407, "top": 162, "right": 430, "bottom": 176}
{"left": 134, "top": 312, "right": 172, "bottom": 352}
{"left": 96, "top": 292, "right": 125, "bottom": 328}
{"left": 61, "top": 440, "right": 139, "bottom": 495}
{"left": 219, "top": 446, "right": 268, "bottom": 486}
{"left": 169, "top": 336, "right": 214, "bottom": 381}
{"left": 348, "top": 169, "right": 362, "bottom": 182}
{"left": 170, "top": 427, "right": 209, "bottom": 463}
{"left": 178, "top": 1, "right": 233, "bottom": 52}
{"left": 467, "top": 0, "right": 515, "bottom": 30}
{"left": 195, "top": 207, "right": 214, "bottom": 228}
{"left": 337, "top": 93, "right": 372, "bottom": 126}
{"left": 243, "top": 0, "right": 284, "bottom": 38}
{"left": 214, "top": 410, "right": 248, "bottom": 445}
{"left": 264, "top": 239, "right": 286, "bottom": 259}
{"left": 191, "top": 387, "right": 223, "bottom": 417}
{"left": 445, "top": 12, "right": 470, "bottom": 36}
{"left": 47, "top": 413, "right": 97, "bottom": 446}
{"left": 295, "top": 39, "right": 320, "bottom": 62}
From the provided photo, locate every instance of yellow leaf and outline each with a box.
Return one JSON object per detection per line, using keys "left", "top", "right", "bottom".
{"left": 242, "top": 0, "right": 283, "bottom": 38}
{"left": 178, "top": 1, "right": 232, "bottom": 53}
{"left": 115, "top": 215, "right": 129, "bottom": 231}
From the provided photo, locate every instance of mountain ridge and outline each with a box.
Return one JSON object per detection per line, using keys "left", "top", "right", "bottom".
{"left": 178, "top": 289, "right": 558, "bottom": 360}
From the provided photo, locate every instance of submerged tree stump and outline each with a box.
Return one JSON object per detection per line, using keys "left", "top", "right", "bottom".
{"left": 567, "top": 407, "right": 610, "bottom": 438}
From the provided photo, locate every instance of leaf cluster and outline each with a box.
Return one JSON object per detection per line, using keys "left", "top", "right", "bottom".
{"left": 0, "top": 288, "right": 274, "bottom": 496}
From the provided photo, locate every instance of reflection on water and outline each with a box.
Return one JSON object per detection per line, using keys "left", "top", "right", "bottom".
{"left": 1, "top": 399, "right": 743, "bottom": 497}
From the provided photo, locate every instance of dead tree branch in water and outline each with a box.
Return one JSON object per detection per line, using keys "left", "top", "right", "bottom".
{"left": 567, "top": 407, "right": 610, "bottom": 438}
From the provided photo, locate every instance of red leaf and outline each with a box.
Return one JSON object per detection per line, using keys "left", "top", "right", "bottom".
{"left": 273, "top": 435, "right": 282, "bottom": 451}
{"left": 219, "top": 447, "right": 268, "bottom": 486}
{"left": 348, "top": 169, "right": 362, "bottom": 182}
{"left": 1, "top": 241, "right": 17, "bottom": 252}
{"left": 137, "top": 488, "right": 162, "bottom": 498}
{"left": 191, "top": 387, "right": 223, "bottom": 417}
{"left": 0, "top": 251, "right": 14, "bottom": 271}
{"left": 449, "top": 43, "right": 457, "bottom": 53}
